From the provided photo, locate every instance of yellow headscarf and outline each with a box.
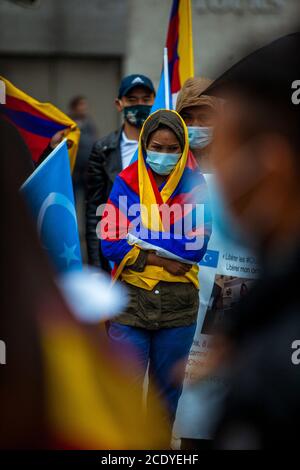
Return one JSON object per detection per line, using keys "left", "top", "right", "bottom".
{"left": 114, "top": 109, "right": 199, "bottom": 290}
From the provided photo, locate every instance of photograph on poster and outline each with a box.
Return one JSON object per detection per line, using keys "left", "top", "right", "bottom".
{"left": 201, "top": 275, "right": 256, "bottom": 334}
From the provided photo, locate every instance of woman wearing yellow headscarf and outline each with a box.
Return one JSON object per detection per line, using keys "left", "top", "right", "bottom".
{"left": 100, "top": 109, "right": 211, "bottom": 429}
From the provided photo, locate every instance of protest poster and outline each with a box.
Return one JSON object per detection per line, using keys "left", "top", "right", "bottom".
{"left": 174, "top": 174, "right": 261, "bottom": 440}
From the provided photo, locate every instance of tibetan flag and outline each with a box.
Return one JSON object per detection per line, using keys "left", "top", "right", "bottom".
{"left": 21, "top": 140, "right": 82, "bottom": 273}
{"left": 166, "top": 0, "right": 194, "bottom": 104}
{"left": 129, "top": 0, "right": 195, "bottom": 165}
{"left": 149, "top": 0, "right": 194, "bottom": 113}
{"left": 101, "top": 110, "right": 212, "bottom": 289}
{"left": 0, "top": 76, "right": 80, "bottom": 170}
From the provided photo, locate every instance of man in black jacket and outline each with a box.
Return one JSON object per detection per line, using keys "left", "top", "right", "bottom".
{"left": 85, "top": 74, "right": 155, "bottom": 270}
{"left": 204, "top": 32, "right": 300, "bottom": 448}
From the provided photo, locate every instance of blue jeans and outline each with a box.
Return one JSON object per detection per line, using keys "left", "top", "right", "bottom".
{"left": 108, "top": 322, "right": 196, "bottom": 424}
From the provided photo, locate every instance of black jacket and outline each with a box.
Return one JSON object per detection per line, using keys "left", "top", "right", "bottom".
{"left": 85, "top": 128, "right": 123, "bottom": 270}
{"left": 215, "top": 246, "right": 300, "bottom": 448}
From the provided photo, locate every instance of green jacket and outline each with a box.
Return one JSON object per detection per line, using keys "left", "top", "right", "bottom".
{"left": 115, "top": 280, "right": 199, "bottom": 330}
{"left": 114, "top": 250, "right": 199, "bottom": 329}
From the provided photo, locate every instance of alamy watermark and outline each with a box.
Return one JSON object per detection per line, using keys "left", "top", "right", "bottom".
{"left": 96, "top": 198, "right": 206, "bottom": 251}
{"left": 0, "top": 340, "right": 6, "bottom": 365}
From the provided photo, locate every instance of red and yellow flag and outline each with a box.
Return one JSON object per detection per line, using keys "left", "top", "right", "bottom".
{"left": 166, "top": 0, "right": 194, "bottom": 95}
{"left": 0, "top": 76, "right": 80, "bottom": 170}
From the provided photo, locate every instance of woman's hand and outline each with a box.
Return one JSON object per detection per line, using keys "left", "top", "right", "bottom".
{"left": 147, "top": 252, "right": 191, "bottom": 276}
{"left": 162, "top": 259, "right": 192, "bottom": 276}
{"left": 49, "top": 129, "right": 67, "bottom": 149}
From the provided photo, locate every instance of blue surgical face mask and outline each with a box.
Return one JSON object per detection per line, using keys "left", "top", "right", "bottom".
{"left": 146, "top": 150, "right": 181, "bottom": 175}
{"left": 187, "top": 126, "right": 213, "bottom": 150}
{"left": 209, "top": 176, "right": 248, "bottom": 248}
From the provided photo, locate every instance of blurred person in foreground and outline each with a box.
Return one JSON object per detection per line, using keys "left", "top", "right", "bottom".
{"left": 203, "top": 32, "right": 300, "bottom": 448}
{"left": 174, "top": 78, "right": 231, "bottom": 449}
{"left": 86, "top": 75, "right": 155, "bottom": 271}
{"left": 176, "top": 77, "right": 219, "bottom": 173}
{"left": 100, "top": 109, "right": 211, "bottom": 435}
{"left": 0, "top": 113, "right": 169, "bottom": 449}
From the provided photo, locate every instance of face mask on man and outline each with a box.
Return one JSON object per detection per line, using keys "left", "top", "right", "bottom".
{"left": 187, "top": 126, "right": 213, "bottom": 150}
{"left": 210, "top": 138, "right": 268, "bottom": 251}
{"left": 146, "top": 150, "right": 181, "bottom": 175}
{"left": 123, "top": 105, "right": 152, "bottom": 128}
{"left": 209, "top": 176, "right": 246, "bottom": 247}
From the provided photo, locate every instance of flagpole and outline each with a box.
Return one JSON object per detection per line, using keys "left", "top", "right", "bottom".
{"left": 163, "top": 47, "right": 170, "bottom": 110}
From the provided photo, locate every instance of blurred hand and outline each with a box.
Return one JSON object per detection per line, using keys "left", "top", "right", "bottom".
{"left": 49, "top": 129, "right": 67, "bottom": 149}
{"left": 66, "top": 139, "right": 74, "bottom": 149}
{"left": 162, "top": 259, "right": 191, "bottom": 276}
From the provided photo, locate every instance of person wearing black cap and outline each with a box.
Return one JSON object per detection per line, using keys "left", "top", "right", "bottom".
{"left": 86, "top": 74, "right": 155, "bottom": 270}
{"left": 200, "top": 32, "right": 300, "bottom": 448}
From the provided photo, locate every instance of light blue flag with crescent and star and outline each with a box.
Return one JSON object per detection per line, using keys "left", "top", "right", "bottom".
{"left": 21, "top": 139, "right": 82, "bottom": 273}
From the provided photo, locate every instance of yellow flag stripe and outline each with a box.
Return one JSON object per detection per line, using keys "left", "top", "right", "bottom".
{"left": 138, "top": 110, "right": 190, "bottom": 231}
{"left": 178, "top": 0, "right": 194, "bottom": 86}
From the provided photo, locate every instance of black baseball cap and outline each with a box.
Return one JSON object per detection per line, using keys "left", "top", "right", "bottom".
{"left": 118, "top": 74, "right": 155, "bottom": 99}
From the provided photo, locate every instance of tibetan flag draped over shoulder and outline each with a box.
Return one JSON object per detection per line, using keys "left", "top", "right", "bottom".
{"left": 0, "top": 76, "right": 80, "bottom": 170}
{"left": 21, "top": 140, "right": 82, "bottom": 273}
{"left": 101, "top": 110, "right": 212, "bottom": 291}
{"left": 167, "top": 0, "right": 194, "bottom": 102}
